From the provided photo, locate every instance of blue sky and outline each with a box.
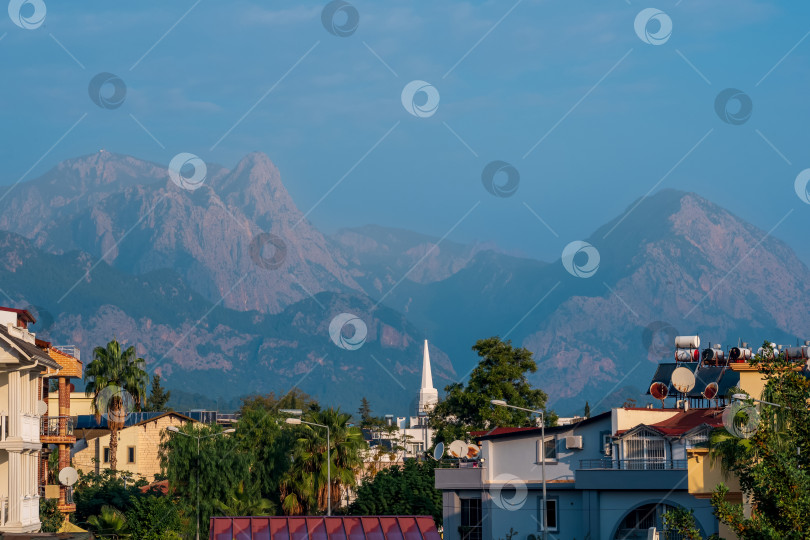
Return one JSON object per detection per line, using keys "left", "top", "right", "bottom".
{"left": 2, "top": 0, "right": 809, "bottom": 264}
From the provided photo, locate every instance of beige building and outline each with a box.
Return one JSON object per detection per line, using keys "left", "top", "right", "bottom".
{"left": 73, "top": 412, "right": 194, "bottom": 482}
{"left": 0, "top": 307, "right": 62, "bottom": 533}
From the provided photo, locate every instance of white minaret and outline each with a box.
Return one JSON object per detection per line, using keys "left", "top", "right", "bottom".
{"left": 418, "top": 339, "right": 439, "bottom": 414}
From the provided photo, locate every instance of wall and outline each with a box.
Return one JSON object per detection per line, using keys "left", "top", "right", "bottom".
{"left": 73, "top": 415, "right": 191, "bottom": 482}
{"left": 48, "top": 392, "right": 92, "bottom": 417}
{"left": 612, "top": 408, "right": 680, "bottom": 434}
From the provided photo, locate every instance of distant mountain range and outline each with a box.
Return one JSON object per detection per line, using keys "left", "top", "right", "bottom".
{"left": 2, "top": 150, "right": 808, "bottom": 415}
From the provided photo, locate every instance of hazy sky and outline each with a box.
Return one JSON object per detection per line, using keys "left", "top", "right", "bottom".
{"left": 2, "top": 0, "right": 809, "bottom": 264}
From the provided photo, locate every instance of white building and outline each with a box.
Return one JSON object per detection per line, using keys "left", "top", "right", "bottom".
{"left": 0, "top": 307, "right": 61, "bottom": 533}
{"left": 367, "top": 340, "right": 437, "bottom": 459}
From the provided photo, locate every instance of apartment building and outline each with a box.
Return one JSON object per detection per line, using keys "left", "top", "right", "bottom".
{"left": 0, "top": 307, "right": 62, "bottom": 533}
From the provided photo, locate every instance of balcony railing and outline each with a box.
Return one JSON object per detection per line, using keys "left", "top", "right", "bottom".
{"left": 0, "top": 413, "right": 7, "bottom": 442}
{"left": 40, "top": 416, "right": 74, "bottom": 437}
{"left": 0, "top": 496, "right": 7, "bottom": 527}
{"left": 579, "top": 458, "right": 688, "bottom": 470}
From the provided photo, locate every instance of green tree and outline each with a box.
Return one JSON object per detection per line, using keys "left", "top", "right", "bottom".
{"left": 584, "top": 401, "right": 591, "bottom": 418}
{"left": 350, "top": 460, "right": 442, "bottom": 525}
{"left": 145, "top": 374, "right": 172, "bottom": 412}
{"left": 39, "top": 498, "right": 64, "bottom": 533}
{"left": 708, "top": 342, "right": 810, "bottom": 539}
{"left": 213, "top": 480, "right": 275, "bottom": 516}
{"left": 73, "top": 469, "right": 148, "bottom": 524}
{"left": 84, "top": 339, "right": 149, "bottom": 470}
{"left": 429, "top": 337, "right": 556, "bottom": 445}
{"left": 234, "top": 406, "right": 294, "bottom": 509}
{"left": 125, "top": 494, "right": 183, "bottom": 540}
{"left": 358, "top": 397, "right": 372, "bottom": 426}
{"left": 662, "top": 507, "right": 702, "bottom": 540}
{"left": 87, "top": 505, "right": 130, "bottom": 538}
{"left": 159, "top": 423, "right": 250, "bottom": 539}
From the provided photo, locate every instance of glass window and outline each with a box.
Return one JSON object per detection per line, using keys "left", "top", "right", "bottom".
{"left": 537, "top": 497, "right": 558, "bottom": 531}
{"left": 537, "top": 438, "right": 557, "bottom": 462}
{"left": 128, "top": 446, "right": 135, "bottom": 463}
{"left": 103, "top": 447, "right": 110, "bottom": 463}
{"left": 460, "top": 498, "right": 482, "bottom": 540}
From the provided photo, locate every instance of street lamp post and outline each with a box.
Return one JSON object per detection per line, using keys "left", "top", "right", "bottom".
{"left": 286, "top": 418, "right": 332, "bottom": 516}
{"left": 491, "top": 399, "right": 547, "bottom": 540}
{"left": 167, "top": 425, "right": 236, "bottom": 540}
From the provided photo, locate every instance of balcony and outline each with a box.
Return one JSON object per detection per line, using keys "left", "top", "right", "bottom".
{"left": 579, "top": 458, "right": 687, "bottom": 470}
{"left": 434, "top": 463, "right": 486, "bottom": 490}
{"left": 575, "top": 459, "right": 688, "bottom": 491}
{"left": 40, "top": 416, "right": 75, "bottom": 443}
{"left": 0, "top": 413, "right": 41, "bottom": 445}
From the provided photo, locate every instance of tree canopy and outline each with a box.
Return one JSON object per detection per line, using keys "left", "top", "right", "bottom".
{"left": 429, "top": 336, "right": 556, "bottom": 445}
{"left": 709, "top": 342, "right": 810, "bottom": 539}
{"left": 350, "top": 460, "right": 442, "bottom": 525}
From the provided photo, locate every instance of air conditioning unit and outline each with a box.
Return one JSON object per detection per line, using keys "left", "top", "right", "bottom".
{"left": 565, "top": 435, "right": 583, "bottom": 449}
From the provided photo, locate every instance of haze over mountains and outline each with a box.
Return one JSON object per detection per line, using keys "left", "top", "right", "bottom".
{"left": 2, "top": 150, "right": 808, "bottom": 415}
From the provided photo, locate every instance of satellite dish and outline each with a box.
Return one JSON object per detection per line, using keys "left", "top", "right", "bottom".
{"left": 448, "top": 440, "right": 467, "bottom": 458}
{"left": 650, "top": 381, "right": 669, "bottom": 401}
{"left": 58, "top": 467, "right": 78, "bottom": 486}
{"left": 466, "top": 444, "right": 480, "bottom": 459}
{"left": 671, "top": 367, "right": 696, "bottom": 393}
{"left": 675, "top": 335, "right": 700, "bottom": 349}
{"left": 702, "top": 382, "right": 719, "bottom": 400}
{"left": 37, "top": 400, "right": 48, "bottom": 415}
{"left": 432, "top": 442, "right": 444, "bottom": 461}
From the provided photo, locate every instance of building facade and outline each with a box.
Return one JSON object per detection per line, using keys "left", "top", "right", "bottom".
{"left": 436, "top": 408, "right": 724, "bottom": 540}
{"left": 72, "top": 411, "right": 194, "bottom": 482}
{"left": 0, "top": 307, "right": 62, "bottom": 533}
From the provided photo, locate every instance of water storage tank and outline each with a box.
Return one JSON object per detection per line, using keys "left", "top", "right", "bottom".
{"left": 675, "top": 335, "right": 700, "bottom": 349}
{"left": 675, "top": 349, "right": 700, "bottom": 362}
{"left": 729, "top": 347, "right": 752, "bottom": 362}
{"left": 785, "top": 346, "right": 808, "bottom": 361}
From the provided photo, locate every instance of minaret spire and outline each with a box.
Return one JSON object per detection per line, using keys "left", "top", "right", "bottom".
{"left": 418, "top": 339, "right": 438, "bottom": 413}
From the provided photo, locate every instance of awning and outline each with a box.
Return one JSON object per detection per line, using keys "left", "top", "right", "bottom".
{"left": 209, "top": 516, "right": 441, "bottom": 540}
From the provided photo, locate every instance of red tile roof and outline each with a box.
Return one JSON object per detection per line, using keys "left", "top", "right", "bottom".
{"left": 209, "top": 516, "right": 441, "bottom": 540}
{"left": 617, "top": 408, "right": 724, "bottom": 437}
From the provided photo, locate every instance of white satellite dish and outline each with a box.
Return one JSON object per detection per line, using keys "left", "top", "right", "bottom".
{"left": 671, "top": 366, "right": 696, "bottom": 393}
{"left": 432, "top": 442, "right": 444, "bottom": 461}
{"left": 466, "top": 444, "right": 480, "bottom": 459}
{"left": 58, "top": 466, "right": 78, "bottom": 486}
{"left": 37, "top": 400, "right": 48, "bottom": 415}
{"left": 448, "top": 440, "right": 467, "bottom": 458}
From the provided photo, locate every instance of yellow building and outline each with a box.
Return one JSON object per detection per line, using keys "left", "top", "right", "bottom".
{"left": 72, "top": 412, "right": 194, "bottom": 482}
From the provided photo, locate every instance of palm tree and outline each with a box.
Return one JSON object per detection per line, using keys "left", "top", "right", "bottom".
{"left": 84, "top": 339, "right": 149, "bottom": 470}
{"left": 214, "top": 481, "right": 275, "bottom": 516}
{"left": 281, "top": 408, "right": 366, "bottom": 514}
{"left": 87, "top": 505, "right": 129, "bottom": 538}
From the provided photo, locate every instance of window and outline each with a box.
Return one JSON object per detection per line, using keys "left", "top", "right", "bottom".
{"left": 460, "top": 498, "right": 482, "bottom": 540}
{"left": 103, "top": 447, "right": 110, "bottom": 463}
{"left": 537, "top": 497, "right": 558, "bottom": 532}
{"left": 623, "top": 429, "right": 666, "bottom": 469}
{"left": 127, "top": 446, "right": 136, "bottom": 464}
{"left": 537, "top": 437, "right": 557, "bottom": 462}
{"left": 600, "top": 431, "right": 612, "bottom": 455}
